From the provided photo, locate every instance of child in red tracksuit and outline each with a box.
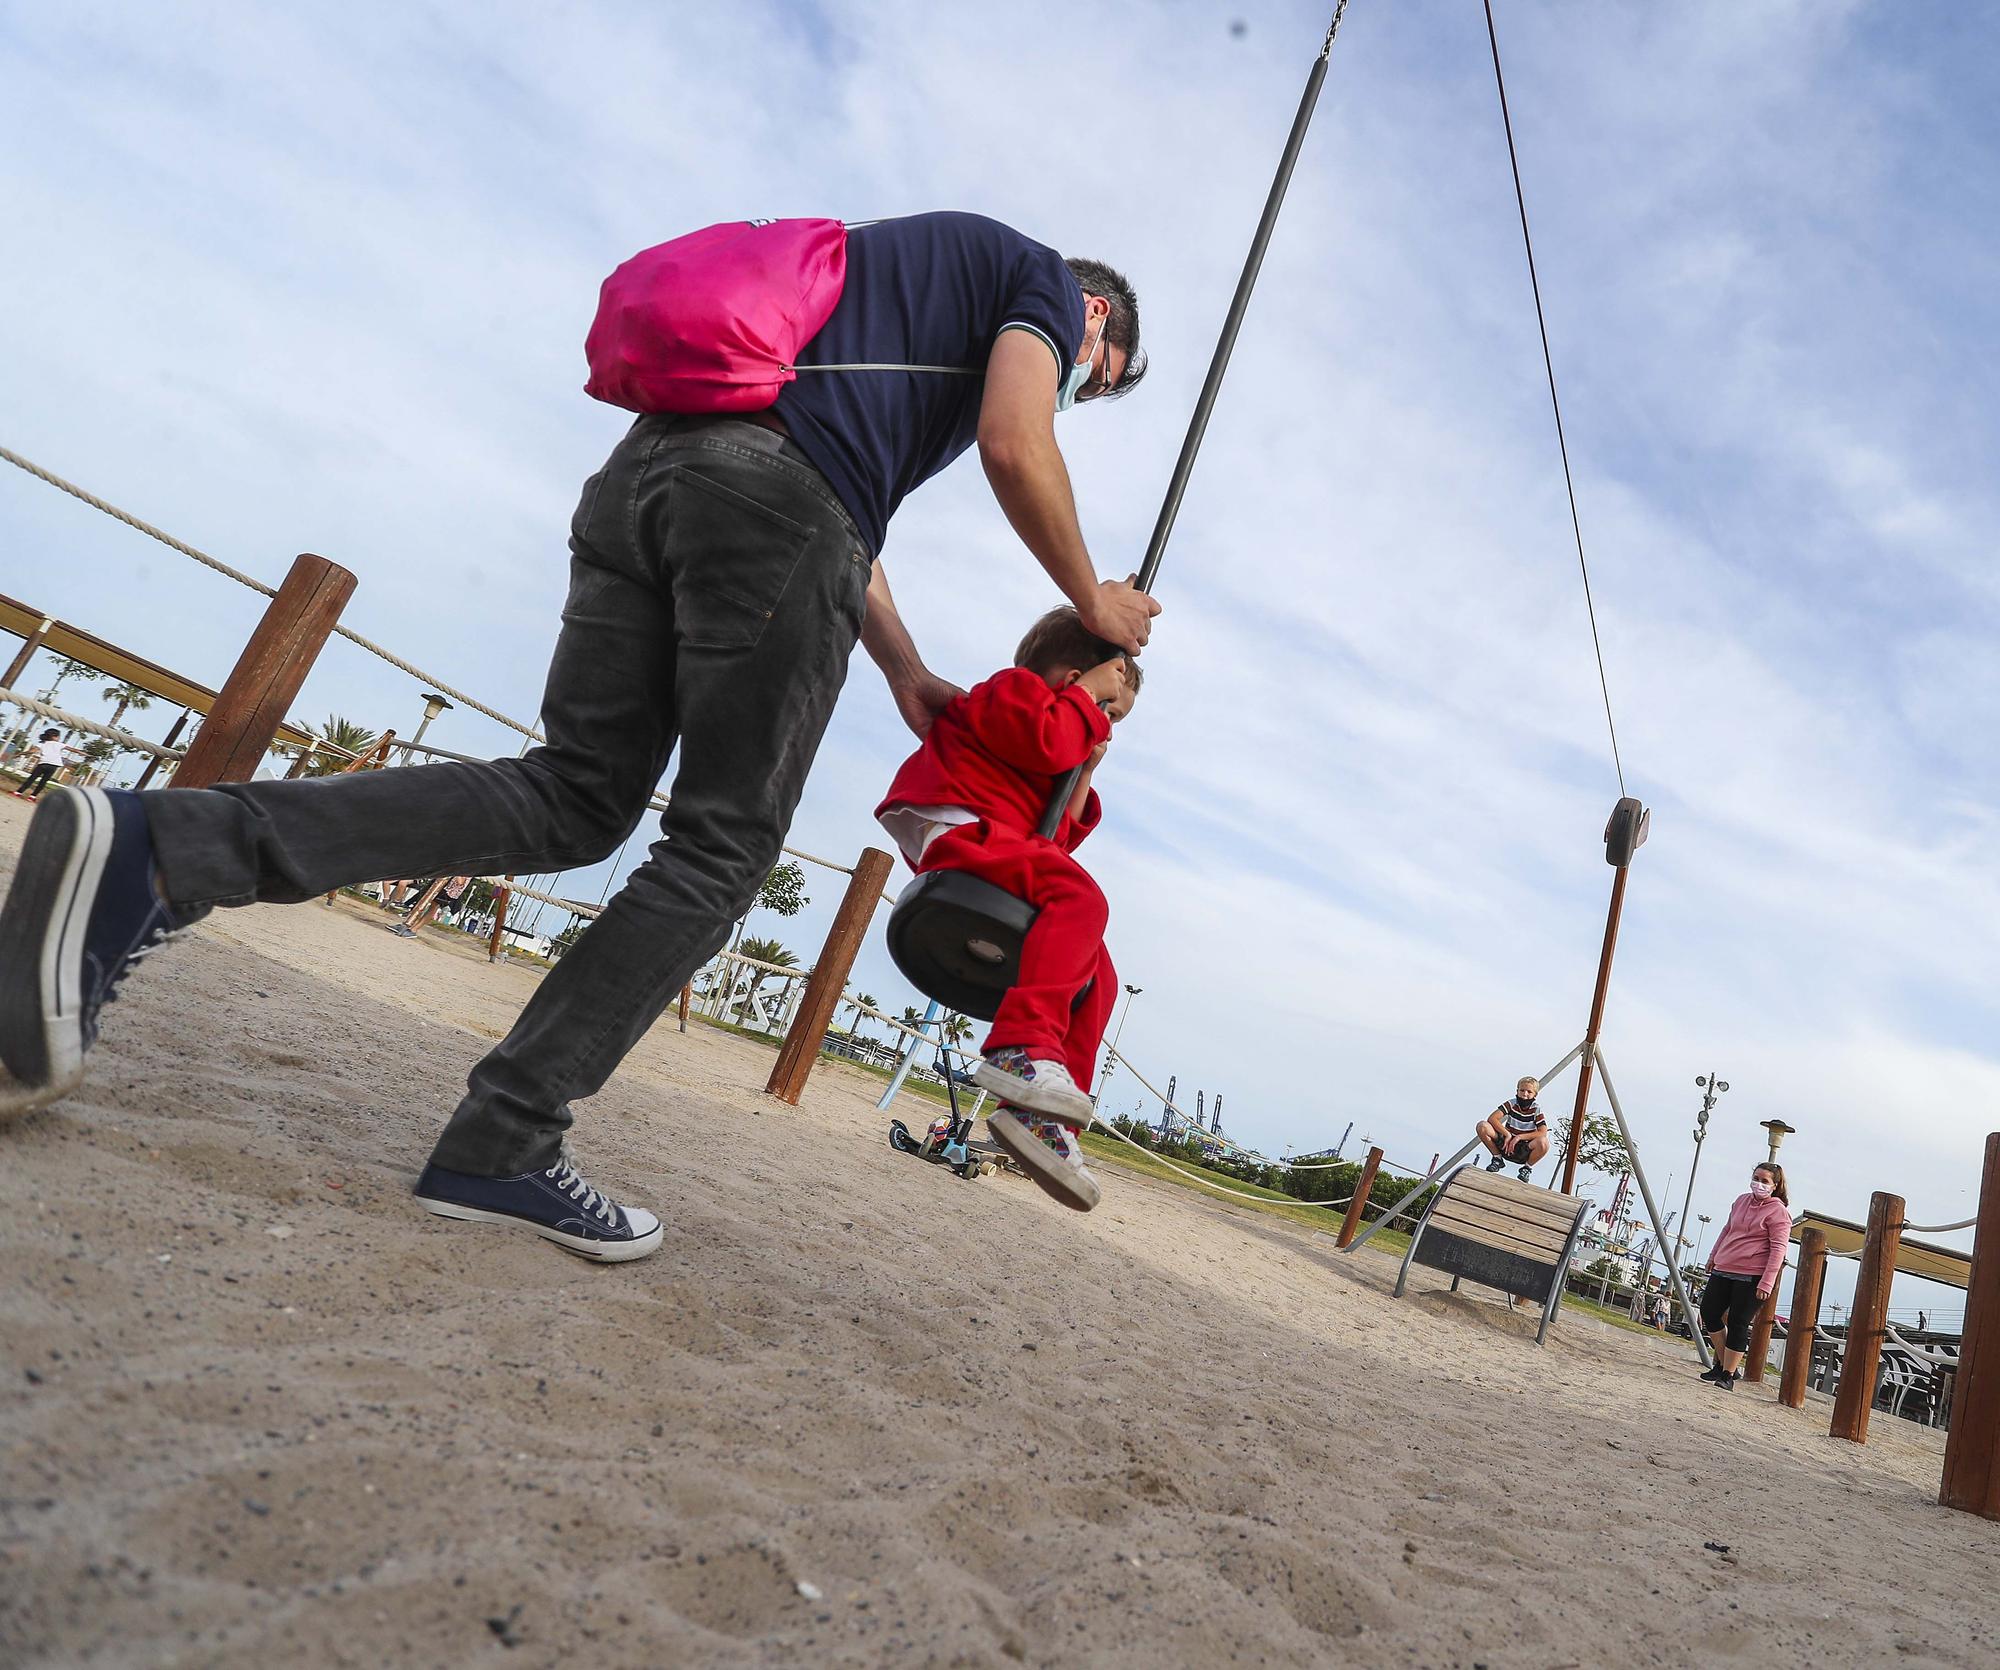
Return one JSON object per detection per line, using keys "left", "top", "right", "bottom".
{"left": 877, "top": 607, "right": 1140, "bottom": 1212}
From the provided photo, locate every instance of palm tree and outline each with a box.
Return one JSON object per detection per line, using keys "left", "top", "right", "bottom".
{"left": 853, "top": 993, "right": 880, "bottom": 1041}
{"left": 302, "top": 715, "right": 379, "bottom": 776}
{"left": 735, "top": 936, "right": 799, "bottom": 1028}
{"left": 100, "top": 681, "right": 154, "bottom": 732}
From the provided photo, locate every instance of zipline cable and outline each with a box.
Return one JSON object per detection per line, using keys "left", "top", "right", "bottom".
{"left": 1481, "top": 0, "right": 1627, "bottom": 797}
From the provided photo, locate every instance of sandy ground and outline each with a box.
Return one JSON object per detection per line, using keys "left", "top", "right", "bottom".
{"left": 1, "top": 800, "right": 1996, "bottom": 1669}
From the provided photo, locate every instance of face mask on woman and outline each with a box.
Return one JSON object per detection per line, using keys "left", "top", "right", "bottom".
{"left": 1750, "top": 1179, "right": 1774, "bottom": 1198}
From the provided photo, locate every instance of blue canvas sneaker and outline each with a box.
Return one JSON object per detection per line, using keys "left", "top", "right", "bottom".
{"left": 414, "top": 1148, "right": 663, "bottom": 1262}
{"left": 0, "top": 787, "right": 206, "bottom": 1115}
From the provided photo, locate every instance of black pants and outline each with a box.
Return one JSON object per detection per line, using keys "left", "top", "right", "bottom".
{"left": 143, "top": 415, "right": 872, "bottom": 1175}
{"left": 1700, "top": 1272, "right": 1763, "bottom": 1352}
{"left": 20, "top": 763, "right": 58, "bottom": 796}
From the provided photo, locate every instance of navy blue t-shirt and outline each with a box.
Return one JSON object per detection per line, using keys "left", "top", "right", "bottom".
{"left": 772, "top": 211, "right": 1086, "bottom": 555}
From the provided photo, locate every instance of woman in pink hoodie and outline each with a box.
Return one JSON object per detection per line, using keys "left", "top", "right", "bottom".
{"left": 1697, "top": 1160, "right": 1794, "bottom": 1390}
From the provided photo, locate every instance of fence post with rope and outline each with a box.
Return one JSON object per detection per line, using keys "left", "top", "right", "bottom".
{"left": 1336, "top": 1147, "right": 1384, "bottom": 1249}
{"left": 1778, "top": 1227, "right": 1828, "bottom": 1410}
{"left": 172, "top": 554, "right": 356, "bottom": 789}
{"left": 1830, "top": 1191, "right": 1904, "bottom": 1444}
{"left": 766, "top": 847, "right": 896, "bottom": 1105}
{"left": 1744, "top": 1284, "right": 1782, "bottom": 1384}
{"left": 486, "top": 879, "right": 513, "bottom": 963}
{"left": 1941, "top": 1133, "right": 2000, "bottom": 1519}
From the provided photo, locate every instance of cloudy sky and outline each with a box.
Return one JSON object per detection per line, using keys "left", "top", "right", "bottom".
{"left": 4, "top": 1, "right": 1995, "bottom": 1318}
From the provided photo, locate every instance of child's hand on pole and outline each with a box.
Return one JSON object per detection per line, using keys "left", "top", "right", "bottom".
{"left": 1075, "top": 657, "right": 1129, "bottom": 709}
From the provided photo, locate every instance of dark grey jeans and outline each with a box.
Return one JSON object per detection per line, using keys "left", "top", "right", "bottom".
{"left": 143, "top": 416, "right": 872, "bottom": 1174}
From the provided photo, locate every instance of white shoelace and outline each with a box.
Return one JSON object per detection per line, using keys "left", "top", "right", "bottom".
{"left": 544, "top": 1151, "right": 619, "bottom": 1226}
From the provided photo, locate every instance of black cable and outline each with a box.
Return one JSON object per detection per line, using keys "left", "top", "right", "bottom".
{"left": 1482, "top": 0, "right": 1627, "bottom": 798}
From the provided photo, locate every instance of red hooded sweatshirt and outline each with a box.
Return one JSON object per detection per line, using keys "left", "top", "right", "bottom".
{"left": 877, "top": 668, "right": 1109, "bottom": 858}
{"left": 1706, "top": 1191, "right": 1793, "bottom": 1292}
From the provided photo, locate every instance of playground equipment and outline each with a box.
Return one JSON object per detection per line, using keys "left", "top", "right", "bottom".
{"left": 1393, "top": 1165, "right": 1593, "bottom": 1346}
{"left": 1341, "top": 798, "right": 1707, "bottom": 1363}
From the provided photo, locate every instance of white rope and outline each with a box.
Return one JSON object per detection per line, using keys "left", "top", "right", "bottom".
{"left": 1884, "top": 1324, "right": 1958, "bottom": 1368}
{"left": 0, "top": 687, "right": 185, "bottom": 760}
{"left": 2, "top": 443, "right": 543, "bottom": 736}
{"left": 1905, "top": 1216, "right": 1978, "bottom": 1234}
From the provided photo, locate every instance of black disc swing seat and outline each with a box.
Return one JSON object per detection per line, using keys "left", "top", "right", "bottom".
{"left": 884, "top": 12, "right": 1350, "bottom": 1018}
{"left": 886, "top": 871, "right": 1032, "bottom": 1021}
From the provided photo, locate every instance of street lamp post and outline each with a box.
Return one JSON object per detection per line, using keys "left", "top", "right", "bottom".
{"left": 1676, "top": 1072, "right": 1729, "bottom": 1273}
{"left": 1759, "top": 1119, "right": 1796, "bottom": 1167}
{"left": 410, "top": 692, "right": 454, "bottom": 750}
{"left": 1694, "top": 1213, "right": 1713, "bottom": 1263}
{"left": 1097, "top": 984, "right": 1143, "bottom": 1099}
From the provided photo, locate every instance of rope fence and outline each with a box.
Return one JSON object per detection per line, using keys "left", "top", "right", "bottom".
{"left": 0, "top": 686, "right": 186, "bottom": 761}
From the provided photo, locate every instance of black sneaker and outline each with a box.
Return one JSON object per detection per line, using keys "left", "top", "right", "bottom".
{"left": 1516, "top": 1164, "right": 1534, "bottom": 1182}
{"left": 1698, "top": 1362, "right": 1728, "bottom": 1384}
{"left": 0, "top": 788, "right": 206, "bottom": 1115}
{"left": 414, "top": 1149, "right": 663, "bottom": 1262}
{"left": 1712, "top": 1370, "right": 1738, "bottom": 1391}
{"left": 1485, "top": 1154, "right": 1507, "bottom": 1173}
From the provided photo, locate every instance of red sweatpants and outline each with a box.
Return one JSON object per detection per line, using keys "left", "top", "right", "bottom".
{"left": 917, "top": 822, "right": 1116, "bottom": 1089}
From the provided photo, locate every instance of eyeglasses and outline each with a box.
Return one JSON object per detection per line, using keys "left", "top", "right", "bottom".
{"left": 1079, "top": 331, "right": 1117, "bottom": 401}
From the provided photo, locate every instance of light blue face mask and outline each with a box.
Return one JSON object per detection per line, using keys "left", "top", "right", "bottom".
{"left": 1056, "top": 311, "right": 1109, "bottom": 412}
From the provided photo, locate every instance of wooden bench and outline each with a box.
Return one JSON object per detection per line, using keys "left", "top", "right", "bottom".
{"left": 1393, "top": 1165, "right": 1593, "bottom": 1345}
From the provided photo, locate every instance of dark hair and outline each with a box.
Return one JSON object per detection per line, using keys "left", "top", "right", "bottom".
{"left": 1014, "top": 606, "right": 1143, "bottom": 691}
{"left": 39, "top": 728, "right": 59, "bottom": 741}
{"left": 1063, "top": 256, "right": 1147, "bottom": 397}
{"left": 1754, "top": 1161, "right": 1789, "bottom": 1206}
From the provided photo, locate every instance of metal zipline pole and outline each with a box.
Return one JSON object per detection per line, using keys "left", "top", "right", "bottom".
{"left": 1039, "top": 3, "right": 1349, "bottom": 838}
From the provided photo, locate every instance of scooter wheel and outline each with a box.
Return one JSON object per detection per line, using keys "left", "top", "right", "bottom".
{"left": 889, "top": 1120, "right": 916, "bottom": 1154}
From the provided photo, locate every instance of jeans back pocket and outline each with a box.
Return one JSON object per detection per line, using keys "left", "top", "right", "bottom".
{"left": 665, "top": 465, "right": 813, "bottom": 651}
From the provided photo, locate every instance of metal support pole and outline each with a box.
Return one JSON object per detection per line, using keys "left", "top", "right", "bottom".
{"left": 1592, "top": 1045, "right": 1710, "bottom": 1368}
{"left": 1561, "top": 865, "right": 1628, "bottom": 1194}
{"left": 172, "top": 553, "right": 357, "bottom": 788}
{"left": 1039, "top": 10, "right": 1345, "bottom": 839}
{"left": 768, "top": 848, "right": 897, "bottom": 1104}
{"left": 1942, "top": 1133, "right": 2000, "bottom": 1517}
{"left": 877, "top": 997, "right": 942, "bottom": 1111}
{"left": 1832, "top": 1191, "right": 1904, "bottom": 1444}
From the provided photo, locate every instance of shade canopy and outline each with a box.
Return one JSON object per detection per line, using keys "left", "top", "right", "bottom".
{"left": 1793, "top": 1211, "right": 1973, "bottom": 1291}
{"left": 3, "top": 590, "right": 313, "bottom": 749}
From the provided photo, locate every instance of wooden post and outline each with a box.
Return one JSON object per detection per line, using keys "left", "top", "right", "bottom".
{"left": 404, "top": 876, "right": 449, "bottom": 931}
{"left": 487, "top": 880, "right": 512, "bottom": 963}
{"left": 1779, "top": 1228, "right": 1827, "bottom": 1409}
{"left": 172, "top": 554, "right": 356, "bottom": 789}
{"left": 1830, "top": 1191, "right": 1903, "bottom": 1444}
{"left": 1, "top": 615, "right": 53, "bottom": 692}
{"left": 1337, "top": 1147, "right": 1384, "bottom": 1249}
{"left": 677, "top": 983, "right": 691, "bottom": 1033}
{"left": 132, "top": 707, "right": 192, "bottom": 791}
{"left": 1941, "top": 1134, "right": 2000, "bottom": 1518}
{"left": 1744, "top": 1288, "right": 1776, "bottom": 1392}
{"left": 766, "top": 848, "right": 896, "bottom": 1105}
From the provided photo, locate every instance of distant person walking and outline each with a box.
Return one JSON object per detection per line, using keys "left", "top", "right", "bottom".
{"left": 13, "top": 730, "right": 68, "bottom": 799}
{"left": 0, "top": 212, "right": 1157, "bottom": 1267}
{"left": 1698, "top": 1161, "right": 1792, "bottom": 1390}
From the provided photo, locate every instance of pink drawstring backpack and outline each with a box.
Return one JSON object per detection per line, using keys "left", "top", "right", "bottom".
{"left": 584, "top": 218, "right": 849, "bottom": 414}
